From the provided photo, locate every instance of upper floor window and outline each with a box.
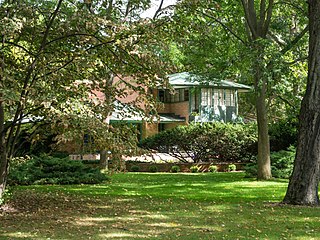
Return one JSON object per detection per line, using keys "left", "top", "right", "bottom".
{"left": 158, "top": 88, "right": 189, "bottom": 103}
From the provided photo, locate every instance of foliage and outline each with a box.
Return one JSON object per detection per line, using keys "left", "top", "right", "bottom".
{"left": 51, "top": 152, "right": 70, "bottom": 159}
{"left": 0, "top": 0, "right": 176, "bottom": 199}
{"left": 244, "top": 162, "right": 258, "bottom": 178}
{"left": 170, "top": 0, "right": 308, "bottom": 180}
{"left": 8, "top": 156, "right": 108, "bottom": 185}
{"left": 271, "top": 146, "right": 295, "bottom": 179}
{"left": 13, "top": 124, "right": 58, "bottom": 157}
{"left": 130, "top": 165, "right": 140, "bottom": 172}
{"left": 227, "top": 164, "right": 237, "bottom": 172}
{"left": 190, "top": 165, "right": 200, "bottom": 173}
{"left": 139, "top": 122, "right": 257, "bottom": 163}
{"left": 171, "top": 0, "right": 308, "bottom": 120}
{"left": 269, "top": 118, "right": 298, "bottom": 152}
{"left": 170, "top": 165, "right": 180, "bottom": 173}
{"left": 208, "top": 165, "right": 218, "bottom": 173}
{"left": 245, "top": 146, "right": 295, "bottom": 178}
{"left": 0, "top": 187, "right": 12, "bottom": 206}
{"left": 148, "top": 165, "right": 158, "bottom": 173}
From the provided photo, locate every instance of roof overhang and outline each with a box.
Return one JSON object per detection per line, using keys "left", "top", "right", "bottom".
{"left": 166, "top": 72, "right": 252, "bottom": 92}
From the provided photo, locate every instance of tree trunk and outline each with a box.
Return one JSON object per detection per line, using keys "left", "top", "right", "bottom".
{"left": 283, "top": 0, "right": 320, "bottom": 205}
{"left": 253, "top": 44, "right": 272, "bottom": 180}
{"left": 256, "top": 81, "right": 271, "bottom": 180}
{"left": 0, "top": 148, "right": 8, "bottom": 201}
{"left": 241, "top": 0, "right": 273, "bottom": 180}
{"left": 0, "top": 102, "right": 8, "bottom": 201}
{"left": 100, "top": 150, "right": 108, "bottom": 169}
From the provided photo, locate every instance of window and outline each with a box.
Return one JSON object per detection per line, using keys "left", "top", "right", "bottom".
{"left": 190, "top": 89, "right": 200, "bottom": 113}
{"left": 158, "top": 123, "right": 166, "bottom": 132}
{"left": 158, "top": 90, "right": 165, "bottom": 102}
{"left": 225, "top": 89, "right": 236, "bottom": 106}
{"left": 201, "top": 88, "right": 214, "bottom": 107}
{"left": 184, "top": 89, "right": 189, "bottom": 101}
{"left": 213, "top": 89, "right": 225, "bottom": 106}
{"left": 158, "top": 88, "right": 189, "bottom": 103}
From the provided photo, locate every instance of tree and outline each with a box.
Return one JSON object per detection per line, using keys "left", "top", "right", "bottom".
{"left": 283, "top": 0, "right": 320, "bottom": 206}
{"left": 0, "top": 0, "right": 172, "bottom": 200}
{"left": 171, "top": 0, "right": 308, "bottom": 179}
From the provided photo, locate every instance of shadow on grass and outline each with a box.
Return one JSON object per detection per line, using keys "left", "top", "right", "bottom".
{"left": 1, "top": 172, "right": 320, "bottom": 239}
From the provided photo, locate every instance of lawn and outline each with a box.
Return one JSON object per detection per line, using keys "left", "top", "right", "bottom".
{"left": 1, "top": 172, "right": 320, "bottom": 240}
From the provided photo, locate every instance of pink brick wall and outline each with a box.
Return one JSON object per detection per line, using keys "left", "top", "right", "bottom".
{"left": 158, "top": 101, "right": 189, "bottom": 122}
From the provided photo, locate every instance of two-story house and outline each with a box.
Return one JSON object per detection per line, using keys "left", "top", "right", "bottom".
{"left": 110, "top": 72, "right": 251, "bottom": 139}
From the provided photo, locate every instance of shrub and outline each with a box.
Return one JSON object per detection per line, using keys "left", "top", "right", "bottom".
{"left": 208, "top": 165, "right": 218, "bottom": 173}
{"left": 130, "top": 165, "right": 140, "bottom": 172}
{"left": 190, "top": 165, "right": 200, "bottom": 173}
{"left": 8, "top": 156, "right": 109, "bottom": 185}
{"left": 269, "top": 118, "right": 298, "bottom": 152}
{"left": 227, "top": 164, "right": 237, "bottom": 172}
{"left": 171, "top": 165, "right": 180, "bottom": 173}
{"left": 139, "top": 122, "right": 257, "bottom": 163}
{"left": 149, "top": 165, "right": 158, "bottom": 173}
{"left": 51, "top": 151, "right": 69, "bottom": 159}
{"left": 245, "top": 146, "right": 295, "bottom": 178}
{"left": 244, "top": 162, "right": 257, "bottom": 178}
{"left": 271, "top": 146, "right": 295, "bottom": 178}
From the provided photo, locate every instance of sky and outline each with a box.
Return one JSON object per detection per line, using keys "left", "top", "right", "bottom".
{"left": 140, "top": 0, "right": 177, "bottom": 18}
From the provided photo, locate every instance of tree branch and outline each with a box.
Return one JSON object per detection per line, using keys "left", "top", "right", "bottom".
{"left": 263, "top": 0, "right": 274, "bottom": 36}
{"left": 240, "top": 0, "right": 258, "bottom": 39}
{"left": 5, "top": 41, "right": 35, "bottom": 56}
{"left": 259, "top": 0, "right": 266, "bottom": 33}
{"left": 197, "top": 10, "right": 246, "bottom": 45}
{"left": 281, "top": 24, "right": 309, "bottom": 54}
{"left": 34, "top": 58, "right": 74, "bottom": 82}
{"left": 153, "top": 0, "right": 164, "bottom": 20}
{"left": 6, "top": 0, "right": 64, "bottom": 152}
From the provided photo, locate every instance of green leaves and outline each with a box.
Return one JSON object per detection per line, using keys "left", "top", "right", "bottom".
{"left": 139, "top": 122, "right": 258, "bottom": 163}
{"left": 0, "top": 0, "right": 175, "bottom": 160}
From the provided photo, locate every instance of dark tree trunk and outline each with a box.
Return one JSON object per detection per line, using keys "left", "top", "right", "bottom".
{"left": 283, "top": 0, "right": 320, "bottom": 205}
{"left": 0, "top": 149, "right": 8, "bottom": 201}
{"left": 0, "top": 102, "right": 8, "bottom": 200}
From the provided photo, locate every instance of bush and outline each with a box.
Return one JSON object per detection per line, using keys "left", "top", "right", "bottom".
{"left": 271, "top": 146, "right": 295, "bottom": 178}
{"left": 244, "top": 162, "right": 257, "bottom": 178}
{"left": 190, "top": 165, "right": 200, "bottom": 173}
{"left": 149, "top": 165, "right": 158, "bottom": 173}
{"left": 227, "top": 164, "right": 237, "bottom": 172}
{"left": 8, "top": 155, "right": 109, "bottom": 185}
{"left": 171, "top": 165, "right": 180, "bottom": 173}
{"left": 130, "top": 165, "right": 140, "bottom": 172}
{"left": 51, "top": 151, "right": 69, "bottom": 159}
{"left": 139, "top": 122, "right": 257, "bottom": 163}
{"left": 208, "top": 165, "right": 218, "bottom": 173}
{"left": 269, "top": 118, "right": 298, "bottom": 152}
{"left": 245, "top": 146, "right": 295, "bottom": 178}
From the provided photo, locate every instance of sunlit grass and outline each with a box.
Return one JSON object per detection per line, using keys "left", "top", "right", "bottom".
{"left": 1, "top": 172, "right": 320, "bottom": 239}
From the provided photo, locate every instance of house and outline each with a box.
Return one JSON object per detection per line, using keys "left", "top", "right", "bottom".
{"left": 60, "top": 72, "right": 251, "bottom": 157}
{"left": 110, "top": 72, "right": 251, "bottom": 139}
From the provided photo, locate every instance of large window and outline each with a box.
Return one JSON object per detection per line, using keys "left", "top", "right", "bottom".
{"left": 200, "top": 88, "right": 236, "bottom": 108}
{"left": 158, "top": 89, "right": 189, "bottom": 103}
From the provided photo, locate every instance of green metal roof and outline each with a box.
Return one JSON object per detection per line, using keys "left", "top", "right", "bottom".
{"left": 168, "top": 72, "right": 252, "bottom": 92}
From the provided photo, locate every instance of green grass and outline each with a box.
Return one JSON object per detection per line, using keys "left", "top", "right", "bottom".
{"left": 1, "top": 172, "right": 320, "bottom": 239}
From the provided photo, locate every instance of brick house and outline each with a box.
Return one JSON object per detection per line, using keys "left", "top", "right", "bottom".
{"left": 110, "top": 72, "right": 251, "bottom": 139}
